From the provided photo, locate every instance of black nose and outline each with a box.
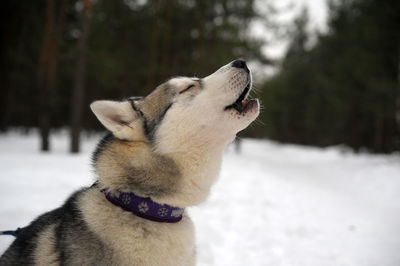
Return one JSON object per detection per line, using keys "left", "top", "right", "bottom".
{"left": 231, "top": 59, "right": 249, "bottom": 73}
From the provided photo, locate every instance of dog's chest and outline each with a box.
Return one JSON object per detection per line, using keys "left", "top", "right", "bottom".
{"left": 113, "top": 216, "right": 196, "bottom": 266}
{"left": 80, "top": 191, "right": 196, "bottom": 266}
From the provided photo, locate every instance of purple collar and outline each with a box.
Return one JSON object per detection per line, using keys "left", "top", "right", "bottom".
{"left": 102, "top": 189, "right": 185, "bottom": 223}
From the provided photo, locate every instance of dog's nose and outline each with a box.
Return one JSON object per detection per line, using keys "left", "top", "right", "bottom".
{"left": 231, "top": 59, "right": 249, "bottom": 73}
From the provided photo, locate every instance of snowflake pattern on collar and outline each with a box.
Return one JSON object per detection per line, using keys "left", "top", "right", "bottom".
{"left": 138, "top": 202, "right": 149, "bottom": 213}
{"left": 102, "top": 189, "right": 185, "bottom": 223}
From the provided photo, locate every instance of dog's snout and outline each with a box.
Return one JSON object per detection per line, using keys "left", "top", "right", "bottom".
{"left": 231, "top": 59, "right": 249, "bottom": 73}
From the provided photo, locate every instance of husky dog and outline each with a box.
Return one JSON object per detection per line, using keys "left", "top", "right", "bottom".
{"left": 0, "top": 60, "right": 259, "bottom": 265}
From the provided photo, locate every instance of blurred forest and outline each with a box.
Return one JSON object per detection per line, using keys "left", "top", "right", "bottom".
{"left": 256, "top": 0, "right": 400, "bottom": 153}
{"left": 0, "top": 0, "right": 399, "bottom": 153}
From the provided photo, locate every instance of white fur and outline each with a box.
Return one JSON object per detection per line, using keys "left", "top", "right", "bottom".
{"left": 90, "top": 101, "right": 139, "bottom": 140}
{"left": 34, "top": 224, "right": 59, "bottom": 266}
{"left": 89, "top": 61, "right": 260, "bottom": 265}
{"left": 168, "top": 76, "right": 196, "bottom": 88}
{"left": 90, "top": 62, "right": 259, "bottom": 208}
{"left": 151, "top": 63, "right": 259, "bottom": 206}
{"left": 79, "top": 190, "right": 196, "bottom": 266}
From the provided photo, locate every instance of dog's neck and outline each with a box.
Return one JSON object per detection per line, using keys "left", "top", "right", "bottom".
{"left": 148, "top": 123, "right": 235, "bottom": 207}
{"left": 152, "top": 141, "right": 227, "bottom": 207}
{"left": 95, "top": 135, "right": 228, "bottom": 208}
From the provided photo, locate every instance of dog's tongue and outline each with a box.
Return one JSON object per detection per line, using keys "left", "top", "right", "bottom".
{"left": 241, "top": 100, "right": 248, "bottom": 106}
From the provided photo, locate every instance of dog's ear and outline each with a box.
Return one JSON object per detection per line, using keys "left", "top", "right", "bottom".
{"left": 90, "top": 100, "right": 143, "bottom": 140}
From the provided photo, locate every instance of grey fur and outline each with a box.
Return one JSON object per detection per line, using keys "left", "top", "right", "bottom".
{"left": 0, "top": 61, "right": 258, "bottom": 265}
{"left": 0, "top": 79, "right": 186, "bottom": 266}
{"left": 135, "top": 83, "right": 177, "bottom": 142}
{"left": 93, "top": 134, "right": 182, "bottom": 198}
{"left": 0, "top": 188, "right": 114, "bottom": 266}
{"left": 122, "top": 154, "right": 180, "bottom": 197}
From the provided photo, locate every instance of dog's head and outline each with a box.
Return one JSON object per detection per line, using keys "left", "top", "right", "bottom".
{"left": 91, "top": 60, "right": 259, "bottom": 153}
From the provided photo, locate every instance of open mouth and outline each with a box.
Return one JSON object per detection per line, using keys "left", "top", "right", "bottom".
{"left": 224, "top": 81, "right": 257, "bottom": 113}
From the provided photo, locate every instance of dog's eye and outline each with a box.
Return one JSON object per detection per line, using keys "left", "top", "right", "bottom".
{"left": 179, "top": 84, "right": 195, "bottom": 94}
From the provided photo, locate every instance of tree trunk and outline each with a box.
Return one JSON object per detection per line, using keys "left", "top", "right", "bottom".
{"left": 38, "top": 0, "right": 65, "bottom": 151}
{"left": 146, "top": 0, "right": 160, "bottom": 92}
{"left": 396, "top": 47, "right": 400, "bottom": 150}
{"left": 160, "top": 0, "right": 174, "bottom": 79}
{"left": 374, "top": 116, "right": 383, "bottom": 152}
{"left": 70, "top": 0, "right": 92, "bottom": 153}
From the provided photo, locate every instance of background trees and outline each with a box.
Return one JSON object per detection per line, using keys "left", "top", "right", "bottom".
{"left": 1, "top": 0, "right": 269, "bottom": 151}
{"left": 1, "top": 0, "right": 399, "bottom": 153}
{"left": 256, "top": 0, "right": 400, "bottom": 153}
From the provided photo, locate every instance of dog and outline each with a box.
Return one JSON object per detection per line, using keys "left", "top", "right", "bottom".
{"left": 0, "top": 59, "right": 259, "bottom": 265}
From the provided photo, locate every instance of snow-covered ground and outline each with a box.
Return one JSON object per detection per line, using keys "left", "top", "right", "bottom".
{"left": 0, "top": 130, "right": 399, "bottom": 265}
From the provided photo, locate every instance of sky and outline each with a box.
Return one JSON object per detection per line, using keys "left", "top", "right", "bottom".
{"left": 264, "top": 0, "right": 328, "bottom": 58}
{"left": 301, "top": 0, "right": 328, "bottom": 31}
{"left": 251, "top": 0, "right": 328, "bottom": 77}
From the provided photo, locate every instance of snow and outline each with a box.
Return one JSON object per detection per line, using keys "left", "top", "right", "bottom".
{"left": 1, "top": 130, "right": 399, "bottom": 265}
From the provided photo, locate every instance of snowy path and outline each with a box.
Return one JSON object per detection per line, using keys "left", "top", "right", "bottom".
{"left": 0, "top": 131, "right": 399, "bottom": 265}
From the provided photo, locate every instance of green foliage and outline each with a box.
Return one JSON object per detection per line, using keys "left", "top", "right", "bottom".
{"left": 3, "top": 0, "right": 397, "bottom": 153}
{"left": 1, "top": 0, "right": 269, "bottom": 130}
{"left": 258, "top": 0, "right": 400, "bottom": 152}
{"left": 0, "top": 1, "right": 46, "bottom": 129}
